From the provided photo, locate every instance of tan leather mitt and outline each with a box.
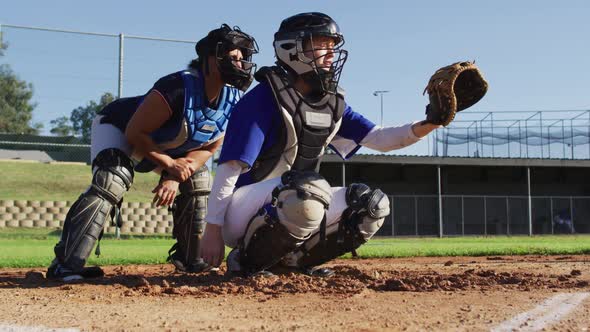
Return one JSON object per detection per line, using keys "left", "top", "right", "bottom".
{"left": 423, "top": 61, "right": 488, "bottom": 126}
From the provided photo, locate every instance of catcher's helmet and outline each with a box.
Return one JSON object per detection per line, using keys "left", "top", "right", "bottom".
{"left": 273, "top": 12, "right": 348, "bottom": 95}
{"left": 196, "top": 24, "right": 258, "bottom": 91}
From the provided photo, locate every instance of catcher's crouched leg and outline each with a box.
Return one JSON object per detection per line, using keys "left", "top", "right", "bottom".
{"left": 48, "top": 148, "right": 134, "bottom": 280}
{"left": 228, "top": 170, "right": 332, "bottom": 277}
{"left": 282, "top": 183, "right": 390, "bottom": 276}
{"left": 167, "top": 165, "right": 210, "bottom": 273}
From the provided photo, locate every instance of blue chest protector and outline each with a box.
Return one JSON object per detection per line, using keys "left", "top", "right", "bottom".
{"left": 135, "top": 70, "right": 240, "bottom": 172}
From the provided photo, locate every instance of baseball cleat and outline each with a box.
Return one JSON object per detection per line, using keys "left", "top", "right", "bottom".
{"left": 302, "top": 267, "right": 335, "bottom": 278}
{"left": 46, "top": 260, "right": 104, "bottom": 281}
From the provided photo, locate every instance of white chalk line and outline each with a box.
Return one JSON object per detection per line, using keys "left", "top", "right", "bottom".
{"left": 491, "top": 292, "right": 590, "bottom": 332}
{"left": 0, "top": 323, "right": 79, "bottom": 332}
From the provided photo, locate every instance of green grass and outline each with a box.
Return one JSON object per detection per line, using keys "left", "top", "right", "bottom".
{"left": 0, "top": 227, "right": 225, "bottom": 268}
{"left": 0, "top": 160, "right": 161, "bottom": 202}
{"left": 357, "top": 236, "right": 590, "bottom": 257}
{"left": 0, "top": 235, "right": 175, "bottom": 268}
{"left": 1, "top": 228, "right": 589, "bottom": 268}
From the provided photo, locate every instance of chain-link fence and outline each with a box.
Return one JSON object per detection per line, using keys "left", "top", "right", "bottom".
{"left": 0, "top": 133, "right": 89, "bottom": 163}
{"left": 0, "top": 24, "right": 197, "bottom": 136}
{"left": 376, "top": 195, "right": 589, "bottom": 237}
{"left": 0, "top": 24, "right": 202, "bottom": 163}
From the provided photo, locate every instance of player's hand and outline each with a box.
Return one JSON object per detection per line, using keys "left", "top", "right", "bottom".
{"left": 151, "top": 179, "right": 179, "bottom": 207}
{"left": 165, "top": 158, "right": 196, "bottom": 182}
{"left": 201, "top": 223, "right": 225, "bottom": 267}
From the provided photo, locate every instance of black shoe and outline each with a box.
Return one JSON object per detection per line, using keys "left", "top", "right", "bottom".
{"left": 187, "top": 261, "right": 213, "bottom": 273}
{"left": 167, "top": 244, "right": 211, "bottom": 273}
{"left": 46, "top": 260, "right": 104, "bottom": 281}
{"left": 224, "top": 248, "right": 275, "bottom": 278}
{"left": 169, "top": 255, "right": 210, "bottom": 273}
{"left": 302, "top": 267, "right": 335, "bottom": 278}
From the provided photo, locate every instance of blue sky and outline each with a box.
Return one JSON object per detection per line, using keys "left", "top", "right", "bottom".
{"left": 2, "top": 0, "right": 589, "bottom": 155}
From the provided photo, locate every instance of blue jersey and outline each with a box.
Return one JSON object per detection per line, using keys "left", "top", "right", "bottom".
{"left": 218, "top": 82, "right": 376, "bottom": 187}
{"left": 99, "top": 69, "right": 241, "bottom": 172}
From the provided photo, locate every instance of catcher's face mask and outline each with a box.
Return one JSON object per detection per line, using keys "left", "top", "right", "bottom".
{"left": 196, "top": 24, "right": 258, "bottom": 92}
{"left": 276, "top": 34, "right": 347, "bottom": 95}
{"left": 273, "top": 12, "right": 348, "bottom": 95}
{"left": 214, "top": 29, "right": 258, "bottom": 92}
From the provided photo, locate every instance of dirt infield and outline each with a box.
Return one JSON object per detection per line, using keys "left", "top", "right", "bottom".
{"left": 0, "top": 255, "right": 589, "bottom": 331}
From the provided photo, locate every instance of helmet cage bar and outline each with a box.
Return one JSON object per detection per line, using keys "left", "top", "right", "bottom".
{"left": 294, "top": 34, "right": 348, "bottom": 94}
{"left": 295, "top": 33, "right": 345, "bottom": 65}
{"left": 211, "top": 25, "right": 259, "bottom": 91}
{"left": 218, "top": 26, "right": 260, "bottom": 59}
{"left": 214, "top": 40, "right": 258, "bottom": 74}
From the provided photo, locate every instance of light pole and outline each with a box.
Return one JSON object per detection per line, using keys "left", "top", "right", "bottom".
{"left": 373, "top": 90, "right": 390, "bottom": 127}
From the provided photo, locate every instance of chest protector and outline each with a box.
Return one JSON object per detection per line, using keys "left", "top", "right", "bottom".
{"left": 135, "top": 70, "right": 240, "bottom": 172}
{"left": 249, "top": 66, "right": 345, "bottom": 182}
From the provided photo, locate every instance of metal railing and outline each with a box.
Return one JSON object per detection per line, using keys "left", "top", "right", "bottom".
{"left": 433, "top": 110, "right": 590, "bottom": 159}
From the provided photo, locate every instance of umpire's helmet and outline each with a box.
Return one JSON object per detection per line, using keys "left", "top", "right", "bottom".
{"left": 196, "top": 24, "right": 258, "bottom": 92}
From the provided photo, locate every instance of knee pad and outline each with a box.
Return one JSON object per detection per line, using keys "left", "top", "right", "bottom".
{"left": 272, "top": 170, "right": 333, "bottom": 238}
{"left": 55, "top": 148, "right": 134, "bottom": 271}
{"left": 168, "top": 165, "right": 210, "bottom": 272}
{"left": 178, "top": 164, "right": 211, "bottom": 195}
{"left": 284, "top": 183, "right": 390, "bottom": 269}
{"left": 345, "top": 183, "right": 390, "bottom": 241}
{"left": 90, "top": 148, "right": 135, "bottom": 202}
{"left": 239, "top": 170, "right": 332, "bottom": 274}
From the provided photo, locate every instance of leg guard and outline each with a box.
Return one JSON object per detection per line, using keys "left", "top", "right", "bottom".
{"left": 236, "top": 170, "right": 332, "bottom": 276}
{"left": 53, "top": 148, "right": 134, "bottom": 272}
{"left": 167, "top": 165, "right": 210, "bottom": 273}
{"left": 284, "top": 183, "right": 390, "bottom": 269}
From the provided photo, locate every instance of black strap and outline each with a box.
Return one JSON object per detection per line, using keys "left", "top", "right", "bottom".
{"left": 336, "top": 207, "right": 354, "bottom": 244}
{"left": 112, "top": 200, "right": 124, "bottom": 228}
{"left": 96, "top": 200, "right": 124, "bottom": 257}
{"left": 167, "top": 242, "right": 179, "bottom": 261}
{"left": 335, "top": 207, "right": 362, "bottom": 257}
{"left": 319, "top": 212, "right": 327, "bottom": 249}
{"left": 95, "top": 228, "right": 104, "bottom": 257}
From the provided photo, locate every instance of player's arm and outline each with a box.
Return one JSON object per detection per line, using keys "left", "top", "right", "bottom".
{"left": 410, "top": 120, "right": 441, "bottom": 138}
{"left": 361, "top": 120, "right": 441, "bottom": 152}
{"left": 330, "top": 105, "right": 438, "bottom": 156}
{"left": 180, "top": 138, "right": 223, "bottom": 173}
{"left": 125, "top": 90, "right": 175, "bottom": 169}
{"left": 202, "top": 160, "right": 245, "bottom": 267}
{"left": 152, "top": 126, "right": 224, "bottom": 207}
{"left": 205, "top": 160, "right": 244, "bottom": 226}
{"left": 126, "top": 89, "right": 196, "bottom": 182}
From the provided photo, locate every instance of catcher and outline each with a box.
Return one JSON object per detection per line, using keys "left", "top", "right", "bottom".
{"left": 46, "top": 24, "right": 258, "bottom": 281}
{"left": 201, "top": 12, "right": 488, "bottom": 277}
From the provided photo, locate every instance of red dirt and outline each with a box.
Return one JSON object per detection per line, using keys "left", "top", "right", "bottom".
{"left": 1, "top": 255, "right": 589, "bottom": 331}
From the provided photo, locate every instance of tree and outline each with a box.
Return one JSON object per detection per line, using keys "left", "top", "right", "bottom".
{"left": 0, "top": 39, "right": 6, "bottom": 56}
{"left": 49, "top": 116, "right": 73, "bottom": 136}
{"left": 0, "top": 42, "right": 41, "bottom": 134}
{"left": 70, "top": 92, "right": 115, "bottom": 143}
{"left": 0, "top": 65, "right": 41, "bottom": 134}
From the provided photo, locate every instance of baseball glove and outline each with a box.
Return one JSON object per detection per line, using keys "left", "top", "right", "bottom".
{"left": 423, "top": 61, "right": 488, "bottom": 126}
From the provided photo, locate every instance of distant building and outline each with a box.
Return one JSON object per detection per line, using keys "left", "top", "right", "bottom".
{"left": 319, "top": 154, "right": 590, "bottom": 236}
